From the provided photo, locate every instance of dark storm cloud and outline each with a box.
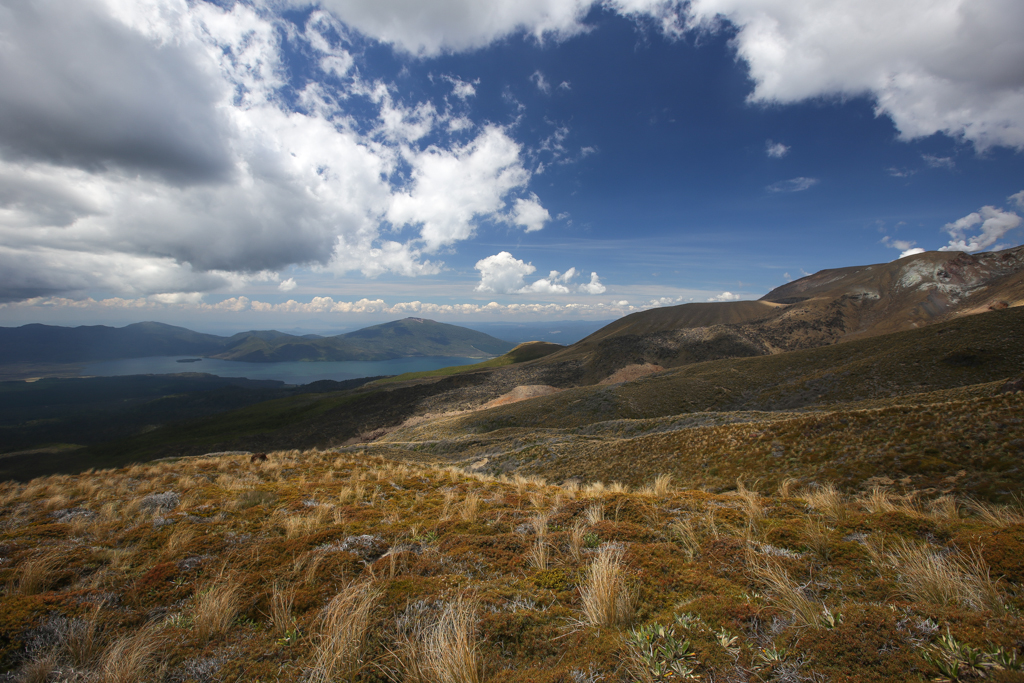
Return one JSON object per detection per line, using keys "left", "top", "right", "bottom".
{"left": 0, "top": 0, "right": 234, "bottom": 184}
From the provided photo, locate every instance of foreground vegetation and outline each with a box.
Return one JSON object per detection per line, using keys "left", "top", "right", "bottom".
{"left": 1, "top": 450, "right": 1022, "bottom": 682}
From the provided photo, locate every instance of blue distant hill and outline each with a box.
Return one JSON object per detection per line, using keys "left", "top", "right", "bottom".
{"left": 0, "top": 318, "right": 514, "bottom": 364}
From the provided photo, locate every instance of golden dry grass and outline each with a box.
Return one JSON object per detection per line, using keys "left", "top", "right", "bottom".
{"left": 1, "top": 447, "right": 1022, "bottom": 682}
{"left": 580, "top": 544, "right": 635, "bottom": 627}
{"left": 400, "top": 598, "right": 483, "bottom": 683}
{"left": 308, "top": 581, "right": 382, "bottom": 683}
{"left": 459, "top": 491, "right": 481, "bottom": 522}
{"left": 749, "top": 559, "right": 824, "bottom": 629}
{"left": 192, "top": 579, "right": 242, "bottom": 640}
{"left": 98, "top": 626, "right": 162, "bottom": 683}
{"left": 7, "top": 549, "right": 63, "bottom": 596}
{"left": 885, "top": 541, "right": 1007, "bottom": 614}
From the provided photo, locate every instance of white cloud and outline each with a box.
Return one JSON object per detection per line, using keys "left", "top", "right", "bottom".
{"left": 289, "top": 0, "right": 1024, "bottom": 150}
{"left": 510, "top": 193, "right": 551, "bottom": 232}
{"left": 882, "top": 236, "right": 925, "bottom": 259}
{"left": 766, "top": 177, "right": 818, "bottom": 193}
{"left": 278, "top": 277, "right": 297, "bottom": 291}
{"left": 578, "top": 272, "right": 606, "bottom": 294}
{"left": 0, "top": 0, "right": 544, "bottom": 303}
{"left": 474, "top": 251, "right": 536, "bottom": 293}
{"left": 531, "top": 70, "right": 551, "bottom": 94}
{"left": 766, "top": 140, "right": 789, "bottom": 158}
{"left": 388, "top": 126, "right": 533, "bottom": 252}
{"left": 474, "top": 251, "right": 604, "bottom": 295}
{"left": 301, "top": 0, "right": 595, "bottom": 55}
{"left": 707, "top": 291, "right": 740, "bottom": 302}
{"left": 442, "top": 74, "right": 478, "bottom": 99}
{"left": 1009, "top": 190, "right": 1024, "bottom": 210}
{"left": 939, "top": 205, "right": 1022, "bottom": 253}
{"left": 3, "top": 292, "right": 655, "bottom": 318}
{"left": 687, "top": 0, "right": 1024, "bottom": 151}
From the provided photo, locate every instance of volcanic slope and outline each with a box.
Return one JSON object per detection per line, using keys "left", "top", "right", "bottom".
{"left": 536, "top": 246, "right": 1024, "bottom": 383}
{"left": 373, "top": 304, "right": 1024, "bottom": 500}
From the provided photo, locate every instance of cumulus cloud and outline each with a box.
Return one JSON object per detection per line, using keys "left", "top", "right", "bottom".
{"left": 292, "top": 0, "right": 1024, "bottom": 150}
{"left": 766, "top": 177, "right": 818, "bottom": 193}
{"left": 278, "top": 278, "right": 297, "bottom": 292}
{"left": 686, "top": 0, "right": 1024, "bottom": 150}
{"left": 510, "top": 193, "right": 551, "bottom": 232}
{"left": 578, "top": 272, "right": 606, "bottom": 294}
{"left": 0, "top": 0, "right": 544, "bottom": 303}
{"left": 300, "top": 0, "right": 596, "bottom": 55}
{"left": 939, "top": 205, "right": 1022, "bottom": 253}
{"left": 766, "top": 141, "right": 789, "bottom": 158}
{"left": 474, "top": 251, "right": 604, "bottom": 294}
{"left": 1009, "top": 190, "right": 1024, "bottom": 210}
{"left": 707, "top": 291, "right": 740, "bottom": 302}
{"left": 475, "top": 251, "right": 536, "bottom": 293}
{"left": 387, "top": 126, "right": 535, "bottom": 251}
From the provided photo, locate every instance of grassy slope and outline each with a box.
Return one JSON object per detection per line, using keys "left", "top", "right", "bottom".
{"left": 373, "top": 307, "right": 1024, "bottom": 500}
{"left": 417, "top": 305, "right": 1024, "bottom": 435}
{"left": 367, "top": 341, "right": 564, "bottom": 385}
{"left": 0, "top": 451, "right": 1021, "bottom": 682}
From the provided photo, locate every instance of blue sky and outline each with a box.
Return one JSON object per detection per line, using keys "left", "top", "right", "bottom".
{"left": 1, "top": 0, "right": 1022, "bottom": 332}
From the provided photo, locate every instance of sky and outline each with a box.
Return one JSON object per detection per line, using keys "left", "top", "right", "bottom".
{"left": 1, "top": 0, "right": 1023, "bottom": 333}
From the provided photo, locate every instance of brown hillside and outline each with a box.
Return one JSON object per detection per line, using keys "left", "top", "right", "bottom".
{"left": 530, "top": 246, "right": 1024, "bottom": 383}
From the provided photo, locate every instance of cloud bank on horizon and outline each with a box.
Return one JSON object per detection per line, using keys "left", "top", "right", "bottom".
{"left": 1, "top": 0, "right": 1023, "bottom": 323}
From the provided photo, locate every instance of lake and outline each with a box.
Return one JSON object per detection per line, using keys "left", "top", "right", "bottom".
{"left": 80, "top": 355, "right": 486, "bottom": 385}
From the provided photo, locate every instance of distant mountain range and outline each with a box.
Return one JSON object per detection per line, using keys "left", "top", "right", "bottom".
{"left": 0, "top": 317, "right": 515, "bottom": 364}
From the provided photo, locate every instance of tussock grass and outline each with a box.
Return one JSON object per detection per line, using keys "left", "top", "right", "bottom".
{"left": 396, "top": 598, "right": 482, "bottom": 683}
{"left": 886, "top": 541, "right": 1006, "bottom": 614}
{"left": 580, "top": 545, "right": 635, "bottom": 627}
{"left": 65, "top": 603, "right": 104, "bottom": 667}
{"left": 308, "top": 581, "right": 382, "bottom": 683}
{"left": 567, "top": 520, "right": 588, "bottom": 564}
{"left": 801, "top": 519, "right": 834, "bottom": 562}
{"left": 18, "top": 652, "right": 57, "bottom": 683}
{"left": 283, "top": 514, "right": 322, "bottom": 539}
{"left": 165, "top": 524, "right": 194, "bottom": 555}
{"left": 270, "top": 582, "right": 295, "bottom": 635}
{"left": 527, "top": 538, "right": 550, "bottom": 571}
{"left": 964, "top": 495, "right": 1024, "bottom": 527}
{"left": 459, "top": 491, "right": 481, "bottom": 522}
{"left": 639, "top": 473, "right": 672, "bottom": 497}
{"left": 193, "top": 579, "right": 242, "bottom": 640}
{"left": 928, "top": 495, "right": 960, "bottom": 522}
{"left": 99, "top": 625, "right": 162, "bottom": 683}
{"left": 749, "top": 559, "right": 824, "bottom": 629}
{"left": 584, "top": 502, "right": 603, "bottom": 525}
{"left": 8, "top": 549, "right": 63, "bottom": 595}
{"left": 801, "top": 483, "right": 849, "bottom": 522}
{"left": 669, "top": 517, "right": 701, "bottom": 561}
{"left": 734, "top": 480, "right": 763, "bottom": 524}
{"left": 530, "top": 511, "right": 550, "bottom": 538}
